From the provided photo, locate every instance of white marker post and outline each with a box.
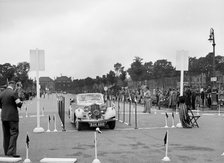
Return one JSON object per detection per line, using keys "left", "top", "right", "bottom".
{"left": 53, "top": 115, "right": 58, "bottom": 132}
{"left": 171, "top": 112, "right": 175, "bottom": 128}
{"left": 92, "top": 128, "right": 101, "bottom": 163}
{"left": 164, "top": 113, "right": 168, "bottom": 128}
{"left": 176, "top": 50, "right": 189, "bottom": 96}
{"left": 30, "top": 49, "right": 45, "bottom": 133}
{"left": 23, "top": 133, "right": 31, "bottom": 163}
{"left": 47, "top": 115, "right": 51, "bottom": 132}
{"left": 218, "top": 104, "right": 221, "bottom": 116}
{"left": 162, "top": 130, "right": 170, "bottom": 162}
{"left": 25, "top": 107, "right": 28, "bottom": 118}
{"left": 41, "top": 107, "right": 45, "bottom": 117}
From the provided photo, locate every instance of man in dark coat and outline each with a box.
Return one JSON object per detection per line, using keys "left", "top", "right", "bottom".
{"left": 0, "top": 81, "right": 22, "bottom": 157}
{"left": 184, "top": 86, "right": 192, "bottom": 110}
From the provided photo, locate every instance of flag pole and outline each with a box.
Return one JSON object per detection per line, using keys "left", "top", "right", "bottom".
{"left": 23, "top": 133, "right": 31, "bottom": 163}
{"left": 165, "top": 130, "right": 169, "bottom": 157}
{"left": 162, "top": 130, "right": 170, "bottom": 162}
{"left": 165, "top": 113, "right": 168, "bottom": 128}
{"left": 25, "top": 107, "right": 28, "bottom": 118}
{"left": 47, "top": 115, "right": 50, "bottom": 132}
{"left": 53, "top": 114, "right": 58, "bottom": 132}
{"left": 41, "top": 107, "right": 45, "bottom": 117}
{"left": 171, "top": 113, "right": 175, "bottom": 128}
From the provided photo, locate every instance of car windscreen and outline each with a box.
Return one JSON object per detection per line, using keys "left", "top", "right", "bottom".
{"left": 77, "top": 94, "right": 103, "bottom": 103}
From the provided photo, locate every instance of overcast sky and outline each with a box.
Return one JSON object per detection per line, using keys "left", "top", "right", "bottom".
{"left": 0, "top": 0, "right": 223, "bottom": 79}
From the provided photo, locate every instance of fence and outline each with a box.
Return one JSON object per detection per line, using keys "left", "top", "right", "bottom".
{"left": 108, "top": 99, "right": 138, "bottom": 129}
{"left": 57, "top": 96, "right": 66, "bottom": 131}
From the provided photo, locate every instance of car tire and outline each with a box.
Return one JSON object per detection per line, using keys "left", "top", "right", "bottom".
{"left": 68, "top": 110, "right": 70, "bottom": 119}
{"left": 108, "top": 121, "right": 116, "bottom": 129}
{"left": 73, "top": 113, "right": 76, "bottom": 124}
{"left": 76, "top": 121, "right": 82, "bottom": 131}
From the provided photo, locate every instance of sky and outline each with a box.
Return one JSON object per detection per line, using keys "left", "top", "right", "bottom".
{"left": 0, "top": 0, "right": 223, "bottom": 80}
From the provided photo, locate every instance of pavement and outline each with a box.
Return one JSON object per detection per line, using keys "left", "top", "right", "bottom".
{"left": 0, "top": 93, "right": 223, "bottom": 163}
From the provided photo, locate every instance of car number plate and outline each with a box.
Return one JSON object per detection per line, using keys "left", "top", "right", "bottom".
{"left": 90, "top": 122, "right": 105, "bottom": 127}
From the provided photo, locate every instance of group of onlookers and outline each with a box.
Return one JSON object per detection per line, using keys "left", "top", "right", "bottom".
{"left": 104, "top": 85, "right": 224, "bottom": 113}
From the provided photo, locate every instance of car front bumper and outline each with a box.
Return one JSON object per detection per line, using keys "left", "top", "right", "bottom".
{"left": 78, "top": 118, "right": 116, "bottom": 127}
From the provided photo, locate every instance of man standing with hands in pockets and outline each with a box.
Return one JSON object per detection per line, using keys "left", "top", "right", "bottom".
{"left": 143, "top": 86, "right": 152, "bottom": 113}
{"left": 0, "top": 81, "right": 23, "bottom": 157}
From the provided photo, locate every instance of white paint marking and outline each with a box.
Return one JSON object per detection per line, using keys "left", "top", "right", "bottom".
{"left": 40, "top": 157, "right": 77, "bottom": 163}
{"left": 0, "top": 157, "right": 22, "bottom": 162}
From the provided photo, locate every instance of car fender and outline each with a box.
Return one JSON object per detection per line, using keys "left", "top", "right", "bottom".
{"left": 75, "top": 108, "right": 84, "bottom": 119}
{"left": 104, "top": 107, "right": 116, "bottom": 119}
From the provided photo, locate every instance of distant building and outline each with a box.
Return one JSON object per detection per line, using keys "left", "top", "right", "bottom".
{"left": 54, "top": 76, "right": 72, "bottom": 92}
{"left": 39, "top": 77, "right": 55, "bottom": 92}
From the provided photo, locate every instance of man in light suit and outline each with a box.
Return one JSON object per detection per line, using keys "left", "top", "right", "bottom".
{"left": 0, "top": 81, "right": 22, "bottom": 157}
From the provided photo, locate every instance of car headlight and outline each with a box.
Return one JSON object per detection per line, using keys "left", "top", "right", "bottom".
{"left": 75, "top": 108, "right": 85, "bottom": 118}
{"left": 100, "top": 105, "right": 106, "bottom": 113}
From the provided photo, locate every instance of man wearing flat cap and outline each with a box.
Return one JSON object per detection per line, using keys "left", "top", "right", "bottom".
{"left": 0, "top": 81, "right": 23, "bottom": 157}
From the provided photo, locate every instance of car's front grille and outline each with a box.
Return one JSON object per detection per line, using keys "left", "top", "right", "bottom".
{"left": 90, "top": 104, "right": 101, "bottom": 119}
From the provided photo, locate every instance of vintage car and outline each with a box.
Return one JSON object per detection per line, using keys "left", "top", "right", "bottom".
{"left": 68, "top": 93, "right": 116, "bottom": 130}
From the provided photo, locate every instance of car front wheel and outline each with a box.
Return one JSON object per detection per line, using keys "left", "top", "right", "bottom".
{"left": 76, "top": 121, "right": 82, "bottom": 131}
{"left": 108, "top": 121, "right": 116, "bottom": 129}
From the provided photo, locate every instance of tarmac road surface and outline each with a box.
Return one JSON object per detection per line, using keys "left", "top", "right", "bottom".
{"left": 0, "top": 93, "right": 223, "bottom": 163}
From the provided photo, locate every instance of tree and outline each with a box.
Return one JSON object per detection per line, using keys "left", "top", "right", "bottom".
{"left": 153, "top": 59, "right": 175, "bottom": 78}
{"left": 0, "top": 63, "right": 16, "bottom": 85}
{"left": 119, "top": 68, "right": 126, "bottom": 82}
{"left": 15, "top": 62, "right": 31, "bottom": 89}
{"left": 144, "top": 61, "right": 154, "bottom": 79}
{"left": 114, "top": 63, "right": 122, "bottom": 77}
{"left": 106, "top": 70, "right": 116, "bottom": 85}
{"left": 216, "top": 55, "right": 224, "bottom": 74}
{"left": 189, "top": 57, "right": 201, "bottom": 75}
{"left": 127, "top": 56, "right": 147, "bottom": 81}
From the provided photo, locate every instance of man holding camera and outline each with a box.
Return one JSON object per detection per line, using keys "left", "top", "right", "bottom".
{"left": 0, "top": 81, "right": 23, "bottom": 157}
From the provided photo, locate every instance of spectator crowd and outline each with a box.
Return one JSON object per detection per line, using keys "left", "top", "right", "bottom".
{"left": 104, "top": 85, "right": 224, "bottom": 111}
